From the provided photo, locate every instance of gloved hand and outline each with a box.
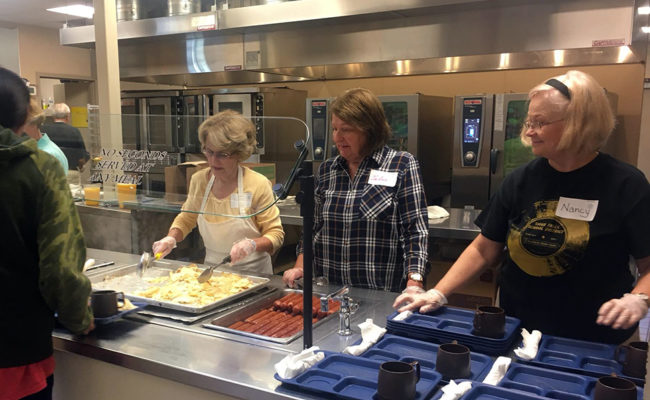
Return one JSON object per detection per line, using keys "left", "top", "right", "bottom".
{"left": 283, "top": 268, "right": 304, "bottom": 288}
{"left": 393, "top": 288, "right": 448, "bottom": 314}
{"left": 402, "top": 285, "right": 426, "bottom": 295}
{"left": 597, "top": 293, "right": 649, "bottom": 329}
{"left": 152, "top": 236, "right": 177, "bottom": 259}
{"left": 230, "top": 238, "right": 257, "bottom": 264}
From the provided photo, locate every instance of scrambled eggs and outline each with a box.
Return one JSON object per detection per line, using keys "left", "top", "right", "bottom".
{"left": 136, "top": 264, "right": 254, "bottom": 306}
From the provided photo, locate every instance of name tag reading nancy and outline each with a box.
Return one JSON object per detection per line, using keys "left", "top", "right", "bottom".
{"left": 230, "top": 192, "right": 252, "bottom": 209}
{"left": 368, "top": 169, "right": 398, "bottom": 187}
{"left": 555, "top": 196, "right": 599, "bottom": 221}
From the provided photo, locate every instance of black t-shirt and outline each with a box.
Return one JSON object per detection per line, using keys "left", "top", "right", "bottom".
{"left": 41, "top": 122, "right": 89, "bottom": 170}
{"left": 476, "top": 153, "right": 650, "bottom": 343}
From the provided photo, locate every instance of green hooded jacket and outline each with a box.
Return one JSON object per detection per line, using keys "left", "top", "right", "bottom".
{"left": 0, "top": 126, "right": 93, "bottom": 367}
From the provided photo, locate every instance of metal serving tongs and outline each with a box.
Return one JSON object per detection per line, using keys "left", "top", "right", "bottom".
{"left": 197, "top": 255, "right": 232, "bottom": 283}
{"left": 137, "top": 251, "right": 153, "bottom": 278}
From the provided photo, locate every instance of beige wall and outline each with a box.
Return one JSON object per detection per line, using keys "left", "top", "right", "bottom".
{"left": 242, "top": 64, "right": 645, "bottom": 167}
{"left": 17, "top": 24, "right": 93, "bottom": 86}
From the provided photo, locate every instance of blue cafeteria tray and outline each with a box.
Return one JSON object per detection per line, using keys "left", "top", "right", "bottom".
{"left": 387, "top": 307, "right": 521, "bottom": 343}
{"left": 431, "top": 381, "right": 590, "bottom": 400}
{"left": 386, "top": 308, "right": 521, "bottom": 355}
{"left": 360, "top": 334, "right": 493, "bottom": 383}
{"left": 514, "top": 335, "right": 645, "bottom": 386}
{"left": 499, "top": 363, "right": 643, "bottom": 400}
{"left": 275, "top": 351, "right": 442, "bottom": 400}
{"left": 94, "top": 302, "right": 148, "bottom": 325}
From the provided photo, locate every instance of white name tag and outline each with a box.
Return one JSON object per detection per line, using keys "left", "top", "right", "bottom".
{"left": 368, "top": 169, "right": 398, "bottom": 187}
{"left": 230, "top": 192, "right": 252, "bottom": 209}
{"left": 555, "top": 196, "right": 598, "bottom": 221}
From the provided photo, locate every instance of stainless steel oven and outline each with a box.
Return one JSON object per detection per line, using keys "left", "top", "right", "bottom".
{"left": 120, "top": 91, "right": 184, "bottom": 196}
{"left": 306, "top": 94, "right": 454, "bottom": 204}
{"left": 450, "top": 93, "right": 532, "bottom": 209}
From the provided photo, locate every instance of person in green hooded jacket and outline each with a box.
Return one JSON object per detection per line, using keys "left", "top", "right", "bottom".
{"left": 0, "top": 67, "right": 94, "bottom": 400}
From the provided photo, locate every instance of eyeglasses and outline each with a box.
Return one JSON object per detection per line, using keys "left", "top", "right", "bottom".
{"left": 523, "top": 119, "right": 564, "bottom": 131}
{"left": 202, "top": 148, "right": 232, "bottom": 160}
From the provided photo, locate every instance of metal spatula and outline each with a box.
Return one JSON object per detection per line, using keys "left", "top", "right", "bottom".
{"left": 197, "top": 255, "right": 232, "bottom": 283}
{"left": 137, "top": 252, "right": 152, "bottom": 278}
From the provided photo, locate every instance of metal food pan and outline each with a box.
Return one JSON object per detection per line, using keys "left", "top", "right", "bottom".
{"left": 203, "top": 288, "right": 336, "bottom": 344}
{"left": 90, "top": 262, "right": 270, "bottom": 314}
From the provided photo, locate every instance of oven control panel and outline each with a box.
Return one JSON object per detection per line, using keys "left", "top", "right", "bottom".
{"left": 460, "top": 98, "right": 484, "bottom": 167}
{"left": 309, "top": 99, "right": 329, "bottom": 161}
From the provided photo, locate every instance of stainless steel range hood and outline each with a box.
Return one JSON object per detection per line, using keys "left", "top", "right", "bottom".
{"left": 60, "top": 0, "right": 646, "bottom": 86}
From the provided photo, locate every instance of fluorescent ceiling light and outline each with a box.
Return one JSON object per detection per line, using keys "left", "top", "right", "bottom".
{"left": 642, "top": 26, "right": 650, "bottom": 33}
{"left": 639, "top": 6, "right": 650, "bottom": 15}
{"left": 47, "top": 5, "right": 95, "bottom": 19}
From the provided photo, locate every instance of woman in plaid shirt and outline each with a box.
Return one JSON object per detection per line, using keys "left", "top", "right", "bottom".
{"left": 283, "top": 88, "right": 429, "bottom": 293}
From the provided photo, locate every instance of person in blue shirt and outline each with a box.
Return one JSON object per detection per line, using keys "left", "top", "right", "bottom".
{"left": 22, "top": 97, "right": 69, "bottom": 172}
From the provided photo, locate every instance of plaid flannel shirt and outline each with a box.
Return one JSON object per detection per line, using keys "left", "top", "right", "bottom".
{"left": 306, "top": 146, "right": 429, "bottom": 292}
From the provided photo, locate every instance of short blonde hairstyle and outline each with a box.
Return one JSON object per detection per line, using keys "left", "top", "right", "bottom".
{"left": 521, "top": 70, "right": 615, "bottom": 155}
{"left": 331, "top": 88, "right": 391, "bottom": 153}
{"left": 26, "top": 97, "right": 45, "bottom": 128}
{"left": 198, "top": 110, "right": 256, "bottom": 161}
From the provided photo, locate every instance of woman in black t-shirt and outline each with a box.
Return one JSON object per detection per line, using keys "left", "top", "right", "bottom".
{"left": 394, "top": 70, "right": 650, "bottom": 344}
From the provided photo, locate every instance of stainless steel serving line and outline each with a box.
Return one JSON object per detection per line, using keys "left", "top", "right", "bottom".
{"left": 53, "top": 248, "right": 400, "bottom": 399}
{"left": 277, "top": 199, "right": 482, "bottom": 240}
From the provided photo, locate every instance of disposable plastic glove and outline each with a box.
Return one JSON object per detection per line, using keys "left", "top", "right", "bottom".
{"left": 393, "top": 288, "right": 448, "bottom": 313}
{"left": 597, "top": 293, "right": 649, "bottom": 329}
{"left": 283, "top": 268, "right": 304, "bottom": 288}
{"left": 230, "top": 238, "right": 257, "bottom": 264}
{"left": 152, "top": 236, "right": 177, "bottom": 259}
{"left": 402, "top": 285, "right": 426, "bottom": 295}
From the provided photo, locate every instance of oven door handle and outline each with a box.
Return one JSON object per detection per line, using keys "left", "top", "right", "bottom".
{"left": 489, "top": 148, "right": 499, "bottom": 174}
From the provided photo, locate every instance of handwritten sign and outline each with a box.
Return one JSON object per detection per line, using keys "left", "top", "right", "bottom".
{"left": 89, "top": 148, "right": 168, "bottom": 186}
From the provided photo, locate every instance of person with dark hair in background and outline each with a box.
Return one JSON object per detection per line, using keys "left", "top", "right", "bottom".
{"left": 41, "top": 102, "right": 89, "bottom": 171}
{"left": 0, "top": 67, "right": 94, "bottom": 399}
{"left": 283, "top": 88, "right": 429, "bottom": 293}
{"left": 394, "top": 70, "right": 650, "bottom": 344}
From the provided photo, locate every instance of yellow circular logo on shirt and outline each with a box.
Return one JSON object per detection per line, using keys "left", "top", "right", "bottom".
{"left": 508, "top": 200, "right": 589, "bottom": 277}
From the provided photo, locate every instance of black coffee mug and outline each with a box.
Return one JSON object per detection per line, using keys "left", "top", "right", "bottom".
{"left": 473, "top": 305, "right": 506, "bottom": 338}
{"left": 91, "top": 290, "right": 125, "bottom": 318}
{"left": 435, "top": 342, "right": 471, "bottom": 379}
{"left": 377, "top": 360, "right": 420, "bottom": 400}
{"left": 615, "top": 341, "right": 648, "bottom": 378}
{"left": 593, "top": 376, "right": 637, "bottom": 400}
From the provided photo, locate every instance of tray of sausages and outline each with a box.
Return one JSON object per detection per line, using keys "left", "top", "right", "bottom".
{"left": 203, "top": 289, "right": 340, "bottom": 344}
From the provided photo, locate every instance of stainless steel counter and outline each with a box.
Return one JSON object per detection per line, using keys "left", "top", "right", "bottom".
{"left": 53, "top": 248, "right": 399, "bottom": 399}
{"left": 277, "top": 199, "right": 482, "bottom": 240}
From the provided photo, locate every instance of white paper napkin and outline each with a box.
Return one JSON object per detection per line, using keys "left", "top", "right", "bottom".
{"left": 513, "top": 329, "right": 542, "bottom": 360}
{"left": 482, "top": 356, "right": 511, "bottom": 385}
{"left": 274, "top": 346, "right": 325, "bottom": 379}
{"left": 428, "top": 205, "right": 450, "bottom": 220}
{"left": 342, "top": 319, "right": 387, "bottom": 356}
{"left": 439, "top": 380, "right": 473, "bottom": 400}
{"left": 393, "top": 310, "right": 413, "bottom": 321}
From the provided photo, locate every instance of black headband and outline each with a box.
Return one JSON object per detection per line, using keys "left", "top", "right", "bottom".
{"left": 545, "top": 78, "right": 571, "bottom": 100}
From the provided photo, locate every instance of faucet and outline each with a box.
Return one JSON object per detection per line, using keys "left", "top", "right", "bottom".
{"left": 320, "top": 285, "right": 359, "bottom": 336}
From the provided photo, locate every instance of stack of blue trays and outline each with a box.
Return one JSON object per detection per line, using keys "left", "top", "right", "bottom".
{"left": 274, "top": 351, "right": 442, "bottom": 400}
{"left": 359, "top": 334, "right": 494, "bottom": 383}
{"left": 386, "top": 306, "right": 521, "bottom": 356}
{"left": 514, "top": 334, "right": 645, "bottom": 386}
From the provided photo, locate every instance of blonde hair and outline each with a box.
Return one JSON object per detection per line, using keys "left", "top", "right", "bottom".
{"left": 330, "top": 88, "right": 391, "bottom": 152}
{"left": 26, "top": 97, "right": 45, "bottom": 128}
{"left": 521, "top": 70, "right": 615, "bottom": 155}
{"left": 198, "top": 110, "right": 256, "bottom": 161}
